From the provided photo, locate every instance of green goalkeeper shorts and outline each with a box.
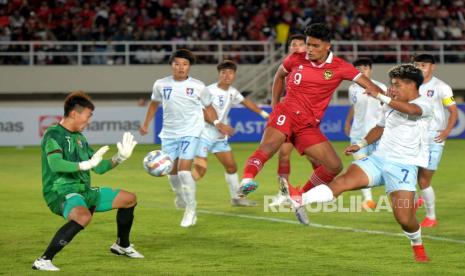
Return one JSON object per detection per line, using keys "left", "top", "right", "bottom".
{"left": 48, "top": 187, "right": 120, "bottom": 219}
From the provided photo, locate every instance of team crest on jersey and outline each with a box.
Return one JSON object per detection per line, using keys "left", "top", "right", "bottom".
{"left": 186, "top": 88, "right": 194, "bottom": 96}
{"left": 427, "top": 90, "right": 434, "bottom": 97}
{"left": 323, "top": 70, "right": 333, "bottom": 80}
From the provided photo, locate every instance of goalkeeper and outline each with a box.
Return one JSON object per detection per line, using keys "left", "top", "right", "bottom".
{"left": 32, "top": 91, "right": 143, "bottom": 271}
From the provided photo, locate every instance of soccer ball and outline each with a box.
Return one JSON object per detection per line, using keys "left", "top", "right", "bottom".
{"left": 143, "top": 150, "right": 173, "bottom": 177}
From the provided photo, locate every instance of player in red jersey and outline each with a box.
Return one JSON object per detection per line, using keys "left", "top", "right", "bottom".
{"left": 238, "top": 23, "right": 385, "bottom": 223}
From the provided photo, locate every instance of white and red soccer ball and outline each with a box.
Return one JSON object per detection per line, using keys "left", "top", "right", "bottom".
{"left": 143, "top": 150, "right": 173, "bottom": 177}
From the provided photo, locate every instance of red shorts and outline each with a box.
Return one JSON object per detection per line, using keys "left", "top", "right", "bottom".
{"left": 267, "top": 102, "right": 328, "bottom": 155}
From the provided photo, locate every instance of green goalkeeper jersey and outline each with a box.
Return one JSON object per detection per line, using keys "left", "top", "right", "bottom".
{"left": 41, "top": 124, "right": 111, "bottom": 205}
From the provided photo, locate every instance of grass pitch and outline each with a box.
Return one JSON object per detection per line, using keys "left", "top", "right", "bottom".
{"left": 1, "top": 141, "right": 464, "bottom": 275}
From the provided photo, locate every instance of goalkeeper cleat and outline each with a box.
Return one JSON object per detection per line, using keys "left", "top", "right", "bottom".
{"left": 32, "top": 257, "right": 60, "bottom": 271}
{"left": 294, "top": 206, "right": 310, "bottom": 225}
{"left": 231, "top": 197, "right": 258, "bottom": 207}
{"left": 180, "top": 208, "right": 197, "bottom": 227}
{"left": 412, "top": 244, "right": 430, "bottom": 262}
{"left": 362, "top": 199, "right": 377, "bottom": 210}
{"left": 110, "top": 243, "right": 144, "bottom": 258}
{"left": 237, "top": 178, "right": 258, "bottom": 197}
{"left": 420, "top": 217, "right": 438, "bottom": 228}
{"left": 174, "top": 194, "right": 186, "bottom": 209}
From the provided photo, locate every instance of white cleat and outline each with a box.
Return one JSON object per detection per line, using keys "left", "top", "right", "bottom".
{"left": 180, "top": 208, "right": 197, "bottom": 227}
{"left": 294, "top": 206, "right": 310, "bottom": 225}
{"left": 268, "top": 192, "right": 288, "bottom": 207}
{"left": 174, "top": 194, "right": 186, "bottom": 209}
{"left": 32, "top": 257, "right": 60, "bottom": 271}
{"left": 110, "top": 243, "right": 144, "bottom": 258}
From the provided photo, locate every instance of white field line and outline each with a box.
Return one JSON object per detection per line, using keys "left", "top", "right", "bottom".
{"left": 198, "top": 210, "right": 465, "bottom": 245}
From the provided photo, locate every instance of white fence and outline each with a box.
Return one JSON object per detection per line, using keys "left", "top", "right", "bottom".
{"left": 1, "top": 40, "right": 465, "bottom": 66}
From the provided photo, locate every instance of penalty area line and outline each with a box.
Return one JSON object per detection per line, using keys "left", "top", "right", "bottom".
{"left": 198, "top": 210, "right": 465, "bottom": 245}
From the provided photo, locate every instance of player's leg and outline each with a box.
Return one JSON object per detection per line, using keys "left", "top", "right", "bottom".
{"left": 192, "top": 138, "right": 211, "bottom": 181}
{"left": 33, "top": 195, "right": 90, "bottom": 271}
{"left": 177, "top": 136, "right": 200, "bottom": 227}
{"left": 417, "top": 144, "right": 443, "bottom": 227}
{"left": 162, "top": 138, "right": 185, "bottom": 208}
{"left": 352, "top": 142, "right": 376, "bottom": 210}
{"left": 277, "top": 142, "right": 293, "bottom": 179}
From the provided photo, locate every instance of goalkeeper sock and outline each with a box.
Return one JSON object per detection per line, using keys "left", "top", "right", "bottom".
{"left": 225, "top": 172, "right": 240, "bottom": 199}
{"left": 178, "top": 171, "right": 197, "bottom": 209}
{"left": 42, "top": 220, "right": 84, "bottom": 260}
{"left": 116, "top": 206, "right": 135, "bottom": 248}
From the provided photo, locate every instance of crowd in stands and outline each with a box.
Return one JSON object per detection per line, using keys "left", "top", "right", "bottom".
{"left": 1, "top": 0, "right": 465, "bottom": 65}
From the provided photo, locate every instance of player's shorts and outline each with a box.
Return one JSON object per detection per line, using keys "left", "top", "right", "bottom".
{"left": 196, "top": 138, "right": 231, "bottom": 158}
{"left": 350, "top": 138, "right": 378, "bottom": 160}
{"left": 161, "top": 136, "right": 200, "bottom": 161}
{"left": 267, "top": 102, "right": 328, "bottom": 155}
{"left": 353, "top": 155, "right": 418, "bottom": 194}
{"left": 425, "top": 143, "right": 444, "bottom": 171}
{"left": 48, "top": 187, "right": 120, "bottom": 219}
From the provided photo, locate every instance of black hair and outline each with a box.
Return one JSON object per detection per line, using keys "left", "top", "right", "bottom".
{"left": 169, "top": 49, "right": 196, "bottom": 64}
{"left": 413, "top": 54, "right": 435, "bottom": 64}
{"left": 304, "top": 23, "right": 332, "bottom": 42}
{"left": 287, "top": 34, "right": 306, "bottom": 45}
{"left": 64, "top": 91, "right": 94, "bottom": 117}
{"left": 388, "top": 64, "right": 424, "bottom": 89}
{"left": 217, "top": 60, "right": 237, "bottom": 72}
{"left": 353, "top": 57, "right": 373, "bottom": 68}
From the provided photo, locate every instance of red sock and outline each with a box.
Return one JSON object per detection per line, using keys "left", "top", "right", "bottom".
{"left": 277, "top": 161, "right": 290, "bottom": 178}
{"left": 243, "top": 149, "right": 270, "bottom": 179}
{"left": 302, "top": 166, "right": 338, "bottom": 192}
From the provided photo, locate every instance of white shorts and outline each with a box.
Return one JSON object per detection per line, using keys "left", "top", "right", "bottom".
{"left": 161, "top": 136, "right": 200, "bottom": 161}
{"left": 196, "top": 138, "right": 231, "bottom": 158}
{"left": 350, "top": 138, "right": 378, "bottom": 160}
{"left": 354, "top": 155, "right": 418, "bottom": 194}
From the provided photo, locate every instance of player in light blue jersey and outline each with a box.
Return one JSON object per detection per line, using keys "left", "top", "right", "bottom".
{"left": 140, "top": 49, "right": 234, "bottom": 228}
{"left": 286, "top": 64, "right": 432, "bottom": 262}
{"left": 345, "top": 58, "right": 387, "bottom": 210}
{"left": 191, "top": 60, "right": 269, "bottom": 207}
{"left": 413, "top": 54, "right": 458, "bottom": 228}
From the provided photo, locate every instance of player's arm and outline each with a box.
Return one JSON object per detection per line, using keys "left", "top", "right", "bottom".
{"left": 344, "top": 106, "right": 354, "bottom": 136}
{"left": 436, "top": 99, "right": 458, "bottom": 142}
{"left": 365, "top": 87, "right": 424, "bottom": 116}
{"left": 139, "top": 100, "right": 159, "bottom": 135}
{"left": 203, "top": 105, "right": 235, "bottom": 137}
{"left": 355, "top": 75, "right": 385, "bottom": 96}
{"left": 241, "top": 98, "right": 269, "bottom": 119}
{"left": 271, "top": 65, "right": 289, "bottom": 108}
{"left": 344, "top": 125, "right": 384, "bottom": 155}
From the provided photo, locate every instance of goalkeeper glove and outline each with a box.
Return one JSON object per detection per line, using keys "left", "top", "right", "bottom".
{"left": 78, "top": 145, "right": 110, "bottom": 171}
{"left": 112, "top": 132, "right": 138, "bottom": 164}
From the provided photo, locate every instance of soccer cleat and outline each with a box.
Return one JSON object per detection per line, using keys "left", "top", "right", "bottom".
{"left": 237, "top": 178, "right": 259, "bottom": 197}
{"left": 231, "top": 197, "right": 258, "bottom": 207}
{"left": 362, "top": 199, "right": 377, "bottom": 210}
{"left": 174, "top": 194, "right": 186, "bottom": 209}
{"left": 32, "top": 257, "right": 60, "bottom": 271}
{"left": 294, "top": 205, "right": 310, "bottom": 225}
{"left": 110, "top": 243, "right": 144, "bottom": 258}
{"left": 412, "top": 244, "right": 430, "bottom": 262}
{"left": 268, "top": 192, "right": 288, "bottom": 207}
{"left": 284, "top": 179, "right": 303, "bottom": 209}
{"left": 414, "top": 196, "right": 424, "bottom": 211}
{"left": 420, "top": 217, "right": 438, "bottom": 228}
{"left": 180, "top": 208, "right": 197, "bottom": 227}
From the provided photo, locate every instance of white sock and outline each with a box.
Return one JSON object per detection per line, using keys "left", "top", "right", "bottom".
{"left": 178, "top": 171, "right": 197, "bottom": 210}
{"left": 168, "top": 175, "right": 183, "bottom": 197}
{"left": 361, "top": 187, "right": 373, "bottom": 201}
{"left": 421, "top": 186, "right": 436, "bottom": 219}
{"left": 302, "top": 184, "right": 334, "bottom": 205}
{"left": 225, "top": 172, "right": 239, "bottom": 199}
{"left": 404, "top": 228, "right": 423, "bottom": 246}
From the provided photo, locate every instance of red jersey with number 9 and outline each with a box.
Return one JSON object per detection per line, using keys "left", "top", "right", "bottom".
{"left": 282, "top": 52, "right": 361, "bottom": 121}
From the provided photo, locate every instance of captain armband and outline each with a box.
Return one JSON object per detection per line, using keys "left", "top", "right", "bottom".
{"left": 442, "top": 96, "right": 456, "bottom": 106}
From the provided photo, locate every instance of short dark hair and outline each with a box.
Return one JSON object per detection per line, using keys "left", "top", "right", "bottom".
{"left": 287, "top": 34, "right": 306, "bottom": 45}
{"left": 413, "top": 54, "right": 435, "bottom": 64}
{"left": 64, "top": 91, "right": 94, "bottom": 117}
{"left": 353, "top": 57, "right": 372, "bottom": 68}
{"left": 169, "top": 49, "right": 196, "bottom": 64}
{"left": 304, "top": 23, "right": 331, "bottom": 42}
{"left": 217, "top": 60, "right": 237, "bottom": 72}
{"left": 388, "top": 64, "right": 424, "bottom": 89}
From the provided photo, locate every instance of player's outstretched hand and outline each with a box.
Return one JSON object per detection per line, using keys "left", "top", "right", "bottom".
{"left": 79, "top": 145, "right": 110, "bottom": 170}
{"left": 216, "top": 123, "right": 235, "bottom": 137}
{"left": 344, "top": 144, "right": 360, "bottom": 156}
{"left": 112, "top": 132, "right": 138, "bottom": 164}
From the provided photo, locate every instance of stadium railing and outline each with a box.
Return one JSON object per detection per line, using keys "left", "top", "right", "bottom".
{"left": 1, "top": 40, "right": 465, "bottom": 66}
